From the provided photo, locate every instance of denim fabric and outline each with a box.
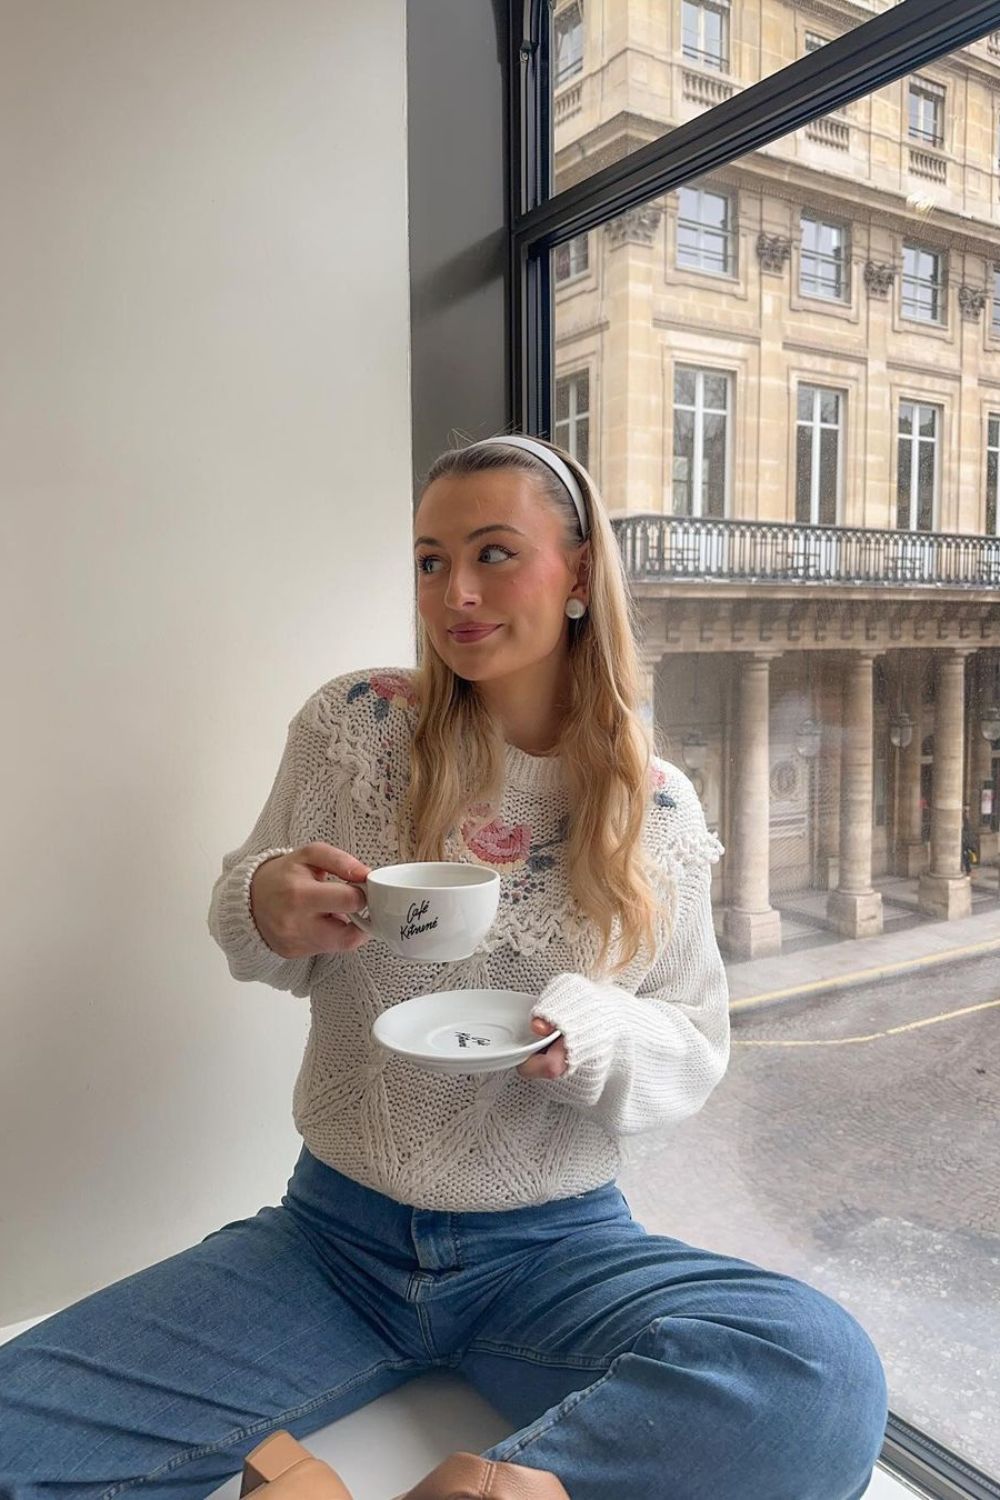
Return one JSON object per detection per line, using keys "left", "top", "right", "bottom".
{"left": 0, "top": 1146, "right": 887, "bottom": 1499}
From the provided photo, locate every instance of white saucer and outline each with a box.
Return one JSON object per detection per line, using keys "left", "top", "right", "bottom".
{"left": 372, "top": 990, "right": 561, "bottom": 1074}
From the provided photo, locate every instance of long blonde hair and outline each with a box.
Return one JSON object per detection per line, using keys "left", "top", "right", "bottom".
{"left": 400, "top": 434, "right": 660, "bottom": 976}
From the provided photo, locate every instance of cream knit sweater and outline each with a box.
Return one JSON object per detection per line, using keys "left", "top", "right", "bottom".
{"left": 207, "top": 668, "right": 730, "bottom": 1211}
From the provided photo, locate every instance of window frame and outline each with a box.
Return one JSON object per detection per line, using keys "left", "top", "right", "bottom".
{"left": 553, "top": 1, "right": 584, "bottom": 88}
{"left": 901, "top": 242, "right": 947, "bottom": 325}
{"left": 671, "top": 364, "right": 732, "bottom": 518}
{"left": 795, "top": 383, "right": 844, "bottom": 526}
{"left": 554, "top": 231, "right": 590, "bottom": 284}
{"left": 676, "top": 184, "right": 737, "bottom": 277}
{"left": 799, "top": 213, "right": 850, "bottom": 303}
{"left": 907, "top": 75, "right": 946, "bottom": 148}
{"left": 681, "top": 0, "right": 731, "bottom": 73}
{"left": 554, "top": 368, "right": 591, "bottom": 468}
{"left": 896, "top": 399, "right": 941, "bottom": 532}
{"left": 987, "top": 411, "right": 1000, "bottom": 536}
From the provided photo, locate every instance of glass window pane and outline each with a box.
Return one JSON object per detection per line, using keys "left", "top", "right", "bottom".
{"left": 819, "top": 426, "right": 838, "bottom": 523}
{"left": 672, "top": 409, "right": 695, "bottom": 516}
{"left": 551, "top": 36, "right": 1000, "bottom": 1477}
{"left": 819, "top": 389, "right": 840, "bottom": 426}
{"left": 703, "top": 373, "right": 728, "bottom": 410}
{"left": 555, "top": 378, "right": 570, "bottom": 423}
{"left": 702, "top": 409, "right": 727, "bottom": 507}
{"left": 897, "top": 437, "right": 912, "bottom": 528}
{"left": 795, "top": 424, "right": 812, "bottom": 521}
{"left": 674, "top": 367, "right": 697, "bottom": 406}
{"left": 917, "top": 440, "right": 935, "bottom": 529}
{"left": 549, "top": 0, "right": 873, "bottom": 194}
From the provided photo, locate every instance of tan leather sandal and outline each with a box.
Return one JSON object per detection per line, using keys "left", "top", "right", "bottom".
{"left": 239, "top": 1430, "right": 354, "bottom": 1499}
{"left": 394, "top": 1452, "right": 569, "bottom": 1499}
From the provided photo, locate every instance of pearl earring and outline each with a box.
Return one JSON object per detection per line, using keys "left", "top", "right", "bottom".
{"left": 565, "top": 598, "right": 587, "bottom": 620}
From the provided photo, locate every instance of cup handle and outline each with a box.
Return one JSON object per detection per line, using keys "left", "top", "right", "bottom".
{"left": 347, "top": 878, "right": 372, "bottom": 932}
{"left": 324, "top": 872, "right": 372, "bottom": 932}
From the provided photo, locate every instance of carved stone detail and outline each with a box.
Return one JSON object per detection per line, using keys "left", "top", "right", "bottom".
{"left": 958, "top": 285, "right": 988, "bottom": 321}
{"left": 864, "top": 261, "right": 896, "bottom": 298}
{"left": 756, "top": 233, "right": 792, "bottom": 274}
{"left": 605, "top": 202, "right": 663, "bottom": 248}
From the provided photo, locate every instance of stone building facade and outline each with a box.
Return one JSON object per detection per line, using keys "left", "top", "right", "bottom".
{"left": 552, "top": 0, "right": 1000, "bottom": 955}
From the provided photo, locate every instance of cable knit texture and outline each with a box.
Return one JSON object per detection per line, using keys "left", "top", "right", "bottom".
{"left": 207, "top": 667, "right": 730, "bottom": 1211}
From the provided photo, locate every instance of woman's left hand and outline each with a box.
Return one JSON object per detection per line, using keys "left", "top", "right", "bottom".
{"left": 517, "top": 1017, "right": 568, "bottom": 1079}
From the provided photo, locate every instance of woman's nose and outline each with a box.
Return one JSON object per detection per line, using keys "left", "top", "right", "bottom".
{"left": 444, "top": 566, "right": 481, "bottom": 609}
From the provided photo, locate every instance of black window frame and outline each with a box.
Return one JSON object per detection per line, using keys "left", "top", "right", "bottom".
{"left": 502, "top": 1, "right": 1000, "bottom": 1492}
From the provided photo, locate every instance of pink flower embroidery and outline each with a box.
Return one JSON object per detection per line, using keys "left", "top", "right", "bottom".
{"left": 369, "top": 670, "right": 419, "bottom": 710}
{"left": 462, "top": 812, "right": 532, "bottom": 870}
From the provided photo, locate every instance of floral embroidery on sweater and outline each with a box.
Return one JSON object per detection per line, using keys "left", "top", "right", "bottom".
{"left": 650, "top": 762, "right": 677, "bottom": 810}
{"left": 346, "top": 670, "right": 419, "bottom": 718}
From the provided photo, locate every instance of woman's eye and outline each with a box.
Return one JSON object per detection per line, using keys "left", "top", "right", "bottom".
{"left": 416, "top": 545, "right": 515, "bottom": 575}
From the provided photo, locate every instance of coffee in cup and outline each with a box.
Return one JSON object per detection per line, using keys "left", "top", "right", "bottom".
{"left": 341, "top": 861, "right": 500, "bottom": 962}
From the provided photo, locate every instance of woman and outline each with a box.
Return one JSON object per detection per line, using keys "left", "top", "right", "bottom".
{"left": 0, "top": 436, "right": 888, "bottom": 1500}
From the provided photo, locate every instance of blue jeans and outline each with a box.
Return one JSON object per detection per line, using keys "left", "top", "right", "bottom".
{"left": 0, "top": 1146, "right": 887, "bottom": 1499}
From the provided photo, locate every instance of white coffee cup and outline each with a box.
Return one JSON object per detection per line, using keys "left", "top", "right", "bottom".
{"left": 345, "top": 861, "right": 501, "bottom": 962}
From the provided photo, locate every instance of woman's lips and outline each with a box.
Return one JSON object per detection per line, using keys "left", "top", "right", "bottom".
{"left": 448, "top": 624, "right": 502, "bottom": 643}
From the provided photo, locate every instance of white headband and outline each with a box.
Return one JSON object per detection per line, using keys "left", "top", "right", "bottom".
{"left": 470, "top": 435, "right": 590, "bottom": 539}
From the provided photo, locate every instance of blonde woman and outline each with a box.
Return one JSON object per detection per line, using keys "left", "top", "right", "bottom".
{"left": 0, "top": 436, "right": 887, "bottom": 1500}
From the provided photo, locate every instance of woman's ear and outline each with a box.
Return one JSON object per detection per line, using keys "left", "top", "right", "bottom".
{"left": 575, "top": 540, "right": 592, "bottom": 601}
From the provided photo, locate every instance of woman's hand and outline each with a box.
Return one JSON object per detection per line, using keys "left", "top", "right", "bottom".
{"left": 250, "top": 842, "right": 373, "bottom": 958}
{"left": 517, "top": 1017, "right": 567, "bottom": 1080}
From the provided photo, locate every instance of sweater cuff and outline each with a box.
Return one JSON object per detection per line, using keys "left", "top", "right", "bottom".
{"left": 211, "top": 847, "right": 295, "bottom": 978}
{"left": 530, "top": 972, "right": 623, "bottom": 1107}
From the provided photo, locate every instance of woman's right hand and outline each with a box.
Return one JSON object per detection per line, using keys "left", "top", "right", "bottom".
{"left": 249, "top": 842, "right": 373, "bottom": 958}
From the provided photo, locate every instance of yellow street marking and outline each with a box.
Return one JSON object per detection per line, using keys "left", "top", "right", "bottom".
{"left": 729, "top": 936, "right": 1000, "bottom": 1012}
{"left": 732, "top": 995, "right": 1000, "bottom": 1047}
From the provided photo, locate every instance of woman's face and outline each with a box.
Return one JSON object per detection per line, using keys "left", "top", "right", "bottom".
{"left": 413, "top": 468, "right": 589, "bottom": 685}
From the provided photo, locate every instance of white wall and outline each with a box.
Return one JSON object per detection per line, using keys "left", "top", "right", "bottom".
{"left": 0, "top": 0, "right": 413, "bottom": 1325}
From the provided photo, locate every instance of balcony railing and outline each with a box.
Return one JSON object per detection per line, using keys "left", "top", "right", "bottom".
{"left": 613, "top": 514, "right": 1000, "bottom": 589}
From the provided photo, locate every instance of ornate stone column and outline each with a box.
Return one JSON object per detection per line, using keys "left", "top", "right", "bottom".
{"left": 919, "top": 648, "right": 974, "bottom": 919}
{"left": 815, "top": 654, "right": 841, "bottom": 889}
{"left": 723, "top": 652, "right": 782, "bottom": 959}
{"left": 971, "top": 649, "right": 999, "bottom": 864}
{"left": 828, "top": 652, "right": 883, "bottom": 938}
{"left": 636, "top": 643, "right": 664, "bottom": 751}
{"left": 896, "top": 649, "right": 926, "bottom": 876}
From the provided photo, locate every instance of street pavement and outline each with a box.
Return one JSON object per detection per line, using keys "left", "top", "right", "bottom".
{"left": 617, "top": 945, "right": 1000, "bottom": 1482}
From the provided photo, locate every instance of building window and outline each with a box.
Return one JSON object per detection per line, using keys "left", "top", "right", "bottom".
{"left": 897, "top": 401, "right": 939, "bottom": 531}
{"left": 908, "top": 78, "right": 945, "bottom": 148}
{"left": 800, "top": 215, "right": 849, "bottom": 301}
{"left": 796, "top": 386, "right": 842, "bottom": 526}
{"left": 804, "top": 32, "right": 828, "bottom": 53}
{"left": 681, "top": 0, "right": 730, "bottom": 71}
{"left": 992, "top": 268, "right": 1000, "bottom": 333}
{"left": 555, "top": 371, "right": 590, "bottom": 468}
{"left": 901, "top": 244, "right": 945, "bottom": 324}
{"left": 672, "top": 366, "right": 730, "bottom": 518}
{"left": 554, "top": 234, "right": 589, "bottom": 284}
{"left": 554, "top": 3, "right": 584, "bottom": 87}
{"left": 677, "top": 186, "right": 735, "bottom": 276}
{"left": 987, "top": 414, "right": 1000, "bottom": 535}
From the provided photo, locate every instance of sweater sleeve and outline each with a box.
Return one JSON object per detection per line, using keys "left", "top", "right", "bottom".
{"left": 528, "top": 777, "right": 730, "bottom": 1136}
{"left": 206, "top": 698, "right": 328, "bottom": 998}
